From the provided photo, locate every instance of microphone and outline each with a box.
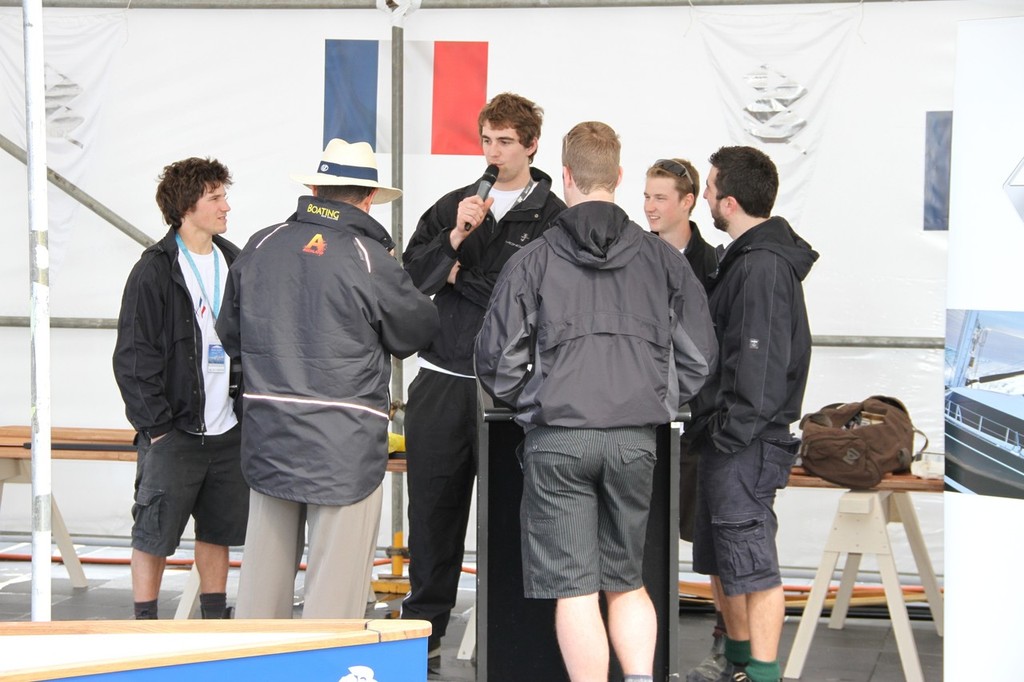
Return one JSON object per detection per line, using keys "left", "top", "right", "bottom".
{"left": 464, "top": 164, "right": 499, "bottom": 231}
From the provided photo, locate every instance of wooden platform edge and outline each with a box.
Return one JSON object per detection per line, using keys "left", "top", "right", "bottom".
{"left": 0, "top": 631, "right": 377, "bottom": 682}
{"left": 788, "top": 467, "right": 943, "bottom": 493}
{"left": 1, "top": 425, "right": 409, "bottom": 472}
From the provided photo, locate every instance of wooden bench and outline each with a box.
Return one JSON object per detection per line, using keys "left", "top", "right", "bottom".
{"left": 783, "top": 467, "right": 943, "bottom": 682}
{"left": 0, "top": 427, "right": 138, "bottom": 591}
{"left": 0, "top": 426, "right": 407, "bottom": 618}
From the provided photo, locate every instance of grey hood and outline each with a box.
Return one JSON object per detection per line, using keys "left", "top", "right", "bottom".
{"left": 545, "top": 201, "right": 644, "bottom": 270}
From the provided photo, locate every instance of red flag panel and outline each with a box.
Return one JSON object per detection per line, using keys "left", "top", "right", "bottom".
{"left": 431, "top": 41, "right": 488, "bottom": 156}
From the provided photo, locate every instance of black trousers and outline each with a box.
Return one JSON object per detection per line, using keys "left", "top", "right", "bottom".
{"left": 401, "top": 369, "right": 478, "bottom": 647}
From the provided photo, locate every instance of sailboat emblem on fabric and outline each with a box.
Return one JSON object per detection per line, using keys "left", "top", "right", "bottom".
{"left": 743, "top": 65, "right": 807, "bottom": 143}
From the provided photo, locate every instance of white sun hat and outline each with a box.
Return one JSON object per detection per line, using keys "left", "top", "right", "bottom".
{"left": 290, "top": 138, "right": 402, "bottom": 204}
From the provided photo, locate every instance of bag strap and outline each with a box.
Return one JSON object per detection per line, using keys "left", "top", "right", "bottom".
{"left": 912, "top": 427, "right": 930, "bottom": 459}
{"left": 868, "top": 395, "right": 910, "bottom": 414}
{"left": 799, "top": 402, "right": 844, "bottom": 429}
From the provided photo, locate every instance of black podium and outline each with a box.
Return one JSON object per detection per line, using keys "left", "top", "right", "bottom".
{"left": 476, "top": 406, "right": 679, "bottom": 681}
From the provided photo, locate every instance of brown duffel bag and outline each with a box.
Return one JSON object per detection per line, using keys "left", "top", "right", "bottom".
{"left": 798, "top": 395, "right": 926, "bottom": 489}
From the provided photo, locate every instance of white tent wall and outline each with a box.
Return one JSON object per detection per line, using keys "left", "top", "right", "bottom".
{"left": 944, "top": 16, "right": 1024, "bottom": 680}
{"left": 1, "top": 0, "right": 1019, "bottom": 573}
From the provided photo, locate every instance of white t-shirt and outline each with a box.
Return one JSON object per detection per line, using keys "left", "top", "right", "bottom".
{"left": 177, "top": 244, "right": 237, "bottom": 435}
{"left": 489, "top": 182, "right": 535, "bottom": 223}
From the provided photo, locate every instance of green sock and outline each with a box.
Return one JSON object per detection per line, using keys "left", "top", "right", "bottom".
{"left": 723, "top": 636, "right": 751, "bottom": 666}
{"left": 745, "top": 657, "right": 780, "bottom": 682}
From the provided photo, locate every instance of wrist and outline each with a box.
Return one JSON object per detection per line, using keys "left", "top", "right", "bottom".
{"left": 449, "top": 226, "right": 465, "bottom": 251}
{"left": 145, "top": 424, "right": 171, "bottom": 441}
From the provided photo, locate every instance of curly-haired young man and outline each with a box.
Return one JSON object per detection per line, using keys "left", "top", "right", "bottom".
{"left": 113, "top": 157, "right": 248, "bottom": 620}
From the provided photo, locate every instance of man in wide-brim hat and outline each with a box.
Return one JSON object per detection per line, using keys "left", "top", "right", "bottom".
{"left": 217, "top": 138, "right": 439, "bottom": 619}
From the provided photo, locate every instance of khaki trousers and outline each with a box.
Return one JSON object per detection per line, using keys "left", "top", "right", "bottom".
{"left": 236, "top": 485, "right": 383, "bottom": 619}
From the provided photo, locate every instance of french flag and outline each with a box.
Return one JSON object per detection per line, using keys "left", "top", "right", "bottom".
{"left": 324, "top": 39, "right": 488, "bottom": 156}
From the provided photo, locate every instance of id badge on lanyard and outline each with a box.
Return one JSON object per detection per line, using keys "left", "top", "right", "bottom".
{"left": 208, "top": 343, "right": 226, "bottom": 373}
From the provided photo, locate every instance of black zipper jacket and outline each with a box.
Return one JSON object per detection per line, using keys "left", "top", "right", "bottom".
{"left": 404, "top": 167, "right": 566, "bottom": 376}
{"left": 691, "top": 216, "right": 819, "bottom": 454}
{"left": 684, "top": 221, "right": 719, "bottom": 293}
{"left": 215, "top": 197, "right": 439, "bottom": 506}
{"left": 113, "top": 227, "right": 240, "bottom": 440}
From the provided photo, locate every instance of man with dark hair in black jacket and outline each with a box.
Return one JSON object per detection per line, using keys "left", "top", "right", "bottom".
{"left": 690, "top": 146, "right": 818, "bottom": 682}
{"left": 400, "top": 92, "right": 566, "bottom": 668}
{"left": 113, "top": 157, "right": 248, "bottom": 620}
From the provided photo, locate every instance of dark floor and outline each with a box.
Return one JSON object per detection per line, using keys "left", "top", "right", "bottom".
{"left": 0, "top": 539, "right": 942, "bottom": 681}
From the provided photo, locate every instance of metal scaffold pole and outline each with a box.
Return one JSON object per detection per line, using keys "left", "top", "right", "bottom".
{"left": 380, "top": 0, "right": 414, "bottom": 589}
{"left": 22, "top": 0, "right": 53, "bottom": 622}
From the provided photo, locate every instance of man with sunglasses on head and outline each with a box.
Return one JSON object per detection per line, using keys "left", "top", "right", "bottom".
{"left": 644, "top": 158, "right": 719, "bottom": 293}
{"left": 644, "top": 157, "right": 725, "bottom": 682}
{"left": 401, "top": 92, "right": 566, "bottom": 672}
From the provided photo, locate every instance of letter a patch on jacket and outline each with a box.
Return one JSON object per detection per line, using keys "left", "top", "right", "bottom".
{"left": 303, "top": 234, "right": 327, "bottom": 256}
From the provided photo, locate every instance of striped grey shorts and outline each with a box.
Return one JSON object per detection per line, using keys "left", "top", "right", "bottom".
{"left": 519, "top": 424, "right": 657, "bottom": 599}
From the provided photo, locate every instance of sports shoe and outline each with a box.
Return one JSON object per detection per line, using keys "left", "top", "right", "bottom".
{"left": 685, "top": 653, "right": 730, "bottom": 682}
{"left": 730, "top": 672, "right": 750, "bottom": 682}
{"left": 685, "top": 635, "right": 729, "bottom": 682}
{"left": 427, "top": 646, "right": 441, "bottom": 676}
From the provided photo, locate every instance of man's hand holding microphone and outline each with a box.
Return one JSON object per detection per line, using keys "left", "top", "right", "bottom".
{"left": 448, "top": 164, "right": 499, "bottom": 251}
{"left": 448, "top": 164, "right": 499, "bottom": 284}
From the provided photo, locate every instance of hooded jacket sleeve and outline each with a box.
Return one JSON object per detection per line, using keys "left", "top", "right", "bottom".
{"left": 669, "top": 259, "right": 718, "bottom": 410}
{"left": 366, "top": 239, "right": 441, "bottom": 359}
{"left": 111, "top": 256, "right": 172, "bottom": 436}
{"left": 712, "top": 251, "right": 797, "bottom": 454}
{"left": 474, "top": 254, "right": 535, "bottom": 407}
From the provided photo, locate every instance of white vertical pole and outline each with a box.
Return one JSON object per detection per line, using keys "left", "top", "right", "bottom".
{"left": 22, "top": 0, "right": 53, "bottom": 622}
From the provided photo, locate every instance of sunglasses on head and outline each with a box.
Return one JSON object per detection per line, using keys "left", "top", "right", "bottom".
{"left": 653, "top": 159, "right": 694, "bottom": 188}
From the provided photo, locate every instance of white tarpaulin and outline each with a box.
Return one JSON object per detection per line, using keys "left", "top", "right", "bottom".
{"left": 0, "top": 10, "right": 125, "bottom": 274}
{"left": 697, "top": 6, "right": 857, "bottom": 226}
{"left": 7, "top": 1, "right": 1024, "bottom": 575}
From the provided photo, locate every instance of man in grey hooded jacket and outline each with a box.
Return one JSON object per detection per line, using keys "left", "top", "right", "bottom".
{"left": 475, "top": 122, "right": 717, "bottom": 682}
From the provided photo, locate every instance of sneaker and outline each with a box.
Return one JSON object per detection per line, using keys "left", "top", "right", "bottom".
{"left": 730, "top": 673, "right": 750, "bottom": 682}
{"left": 427, "top": 647, "right": 441, "bottom": 676}
{"left": 685, "top": 652, "right": 730, "bottom": 682}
